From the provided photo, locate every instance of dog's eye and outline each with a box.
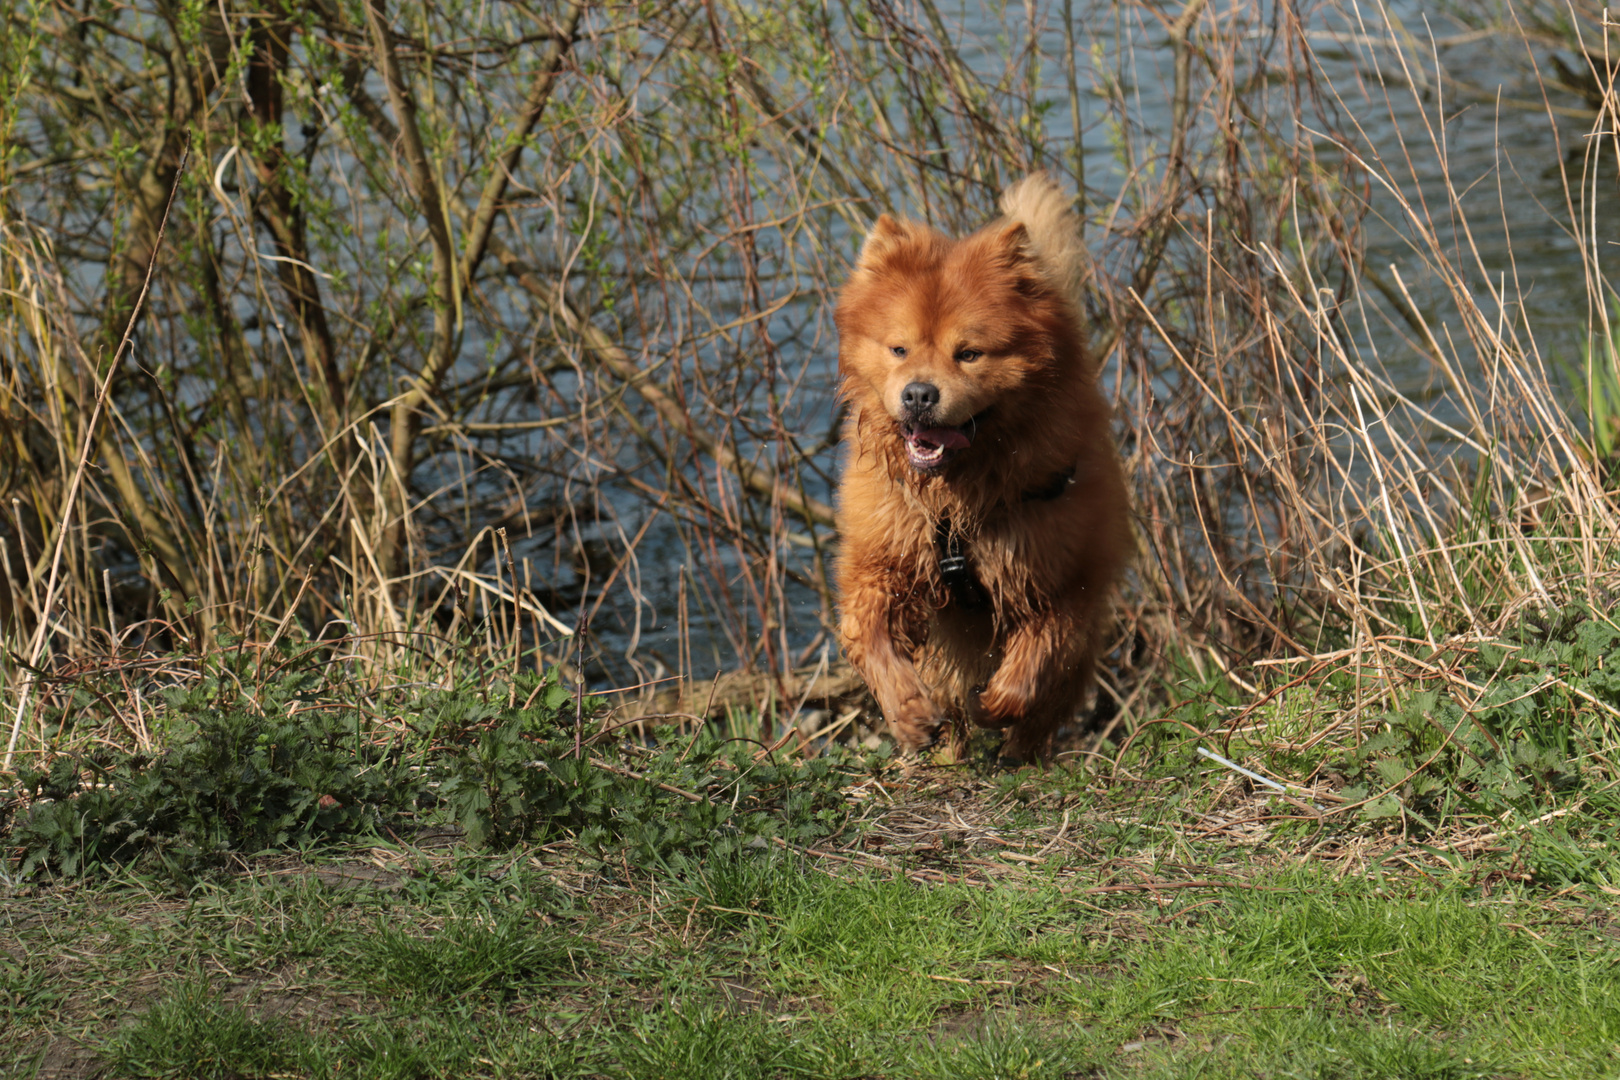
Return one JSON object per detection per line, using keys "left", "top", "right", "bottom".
{"left": 889, "top": 345, "right": 907, "bottom": 358}
{"left": 954, "top": 348, "right": 982, "bottom": 362}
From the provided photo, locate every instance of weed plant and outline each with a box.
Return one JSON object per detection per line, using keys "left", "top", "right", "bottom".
{"left": 4, "top": 664, "right": 872, "bottom": 884}
{"left": 10, "top": 688, "right": 418, "bottom": 879}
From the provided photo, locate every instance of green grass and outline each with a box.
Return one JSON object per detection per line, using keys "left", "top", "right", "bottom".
{"left": 9, "top": 633, "right": 1620, "bottom": 1079}
{"left": 1074, "top": 874, "right": 1620, "bottom": 1078}
{"left": 101, "top": 983, "right": 303, "bottom": 1080}
{"left": 9, "top": 795, "right": 1620, "bottom": 1080}
{"left": 343, "top": 904, "right": 594, "bottom": 1001}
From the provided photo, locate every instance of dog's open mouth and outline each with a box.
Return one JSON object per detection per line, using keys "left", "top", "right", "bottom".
{"left": 904, "top": 424, "right": 972, "bottom": 471}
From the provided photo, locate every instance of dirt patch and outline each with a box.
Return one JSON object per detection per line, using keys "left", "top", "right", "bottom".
{"left": 713, "top": 975, "right": 792, "bottom": 1017}
{"left": 14, "top": 1032, "right": 103, "bottom": 1080}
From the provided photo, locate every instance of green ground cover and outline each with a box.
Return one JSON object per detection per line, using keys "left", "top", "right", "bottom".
{"left": 8, "top": 791, "right": 1620, "bottom": 1080}
{"left": 6, "top": 641, "right": 1620, "bottom": 1079}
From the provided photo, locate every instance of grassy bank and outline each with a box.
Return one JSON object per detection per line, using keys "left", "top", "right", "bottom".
{"left": 6, "top": 619, "right": 1620, "bottom": 1078}
{"left": 9, "top": 751, "right": 1620, "bottom": 1079}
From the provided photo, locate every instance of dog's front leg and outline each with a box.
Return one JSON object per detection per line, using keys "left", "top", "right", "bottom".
{"left": 837, "top": 564, "right": 943, "bottom": 752}
{"left": 977, "top": 603, "right": 1100, "bottom": 757}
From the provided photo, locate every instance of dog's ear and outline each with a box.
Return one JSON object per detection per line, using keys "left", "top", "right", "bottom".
{"left": 856, "top": 214, "right": 914, "bottom": 267}
{"left": 980, "top": 220, "right": 1049, "bottom": 295}
{"left": 984, "top": 220, "right": 1034, "bottom": 269}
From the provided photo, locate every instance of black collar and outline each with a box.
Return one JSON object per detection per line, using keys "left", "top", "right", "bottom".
{"left": 1022, "top": 466, "right": 1076, "bottom": 503}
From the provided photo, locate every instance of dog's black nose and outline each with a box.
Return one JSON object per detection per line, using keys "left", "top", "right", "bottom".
{"left": 901, "top": 382, "right": 939, "bottom": 416}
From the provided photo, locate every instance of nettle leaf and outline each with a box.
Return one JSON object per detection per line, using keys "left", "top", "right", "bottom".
{"left": 1586, "top": 669, "right": 1620, "bottom": 702}
{"left": 1477, "top": 643, "right": 1514, "bottom": 673}
{"left": 1373, "top": 758, "right": 1411, "bottom": 786}
{"left": 1361, "top": 795, "right": 1402, "bottom": 821}
{"left": 1360, "top": 731, "right": 1403, "bottom": 757}
{"left": 1575, "top": 620, "right": 1620, "bottom": 667}
{"left": 1395, "top": 691, "right": 1441, "bottom": 726}
{"left": 544, "top": 682, "right": 573, "bottom": 712}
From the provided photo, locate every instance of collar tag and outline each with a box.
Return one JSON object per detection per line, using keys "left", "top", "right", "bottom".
{"left": 936, "top": 526, "right": 988, "bottom": 609}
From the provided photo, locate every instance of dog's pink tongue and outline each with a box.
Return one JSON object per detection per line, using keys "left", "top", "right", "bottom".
{"left": 910, "top": 427, "right": 971, "bottom": 450}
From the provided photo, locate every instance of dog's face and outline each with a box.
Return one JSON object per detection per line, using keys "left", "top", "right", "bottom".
{"left": 835, "top": 215, "right": 1067, "bottom": 473}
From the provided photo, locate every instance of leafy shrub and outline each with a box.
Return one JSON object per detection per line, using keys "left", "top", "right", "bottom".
{"left": 436, "top": 710, "right": 865, "bottom": 864}
{"left": 427, "top": 668, "right": 867, "bottom": 862}
{"left": 580, "top": 729, "right": 863, "bottom": 865}
{"left": 427, "top": 673, "right": 612, "bottom": 848}
{"left": 11, "top": 696, "right": 419, "bottom": 879}
{"left": 7, "top": 665, "right": 869, "bottom": 879}
{"left": 1338, "top": 604, "right": 1620, "bottom": 828}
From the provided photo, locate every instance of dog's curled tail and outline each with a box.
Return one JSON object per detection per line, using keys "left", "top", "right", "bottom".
{"left": 999, "top": 172, "right": 1091, "bottom": 312}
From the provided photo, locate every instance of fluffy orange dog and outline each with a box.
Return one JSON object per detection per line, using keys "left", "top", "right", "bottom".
{"left": 834, "top": 174, "right": 1130, "bottom": 760}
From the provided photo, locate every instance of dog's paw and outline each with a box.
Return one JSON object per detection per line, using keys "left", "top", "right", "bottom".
{"left": 887, "top": 695, "right": 946, "bottom": 753}
{"left": 962, "top": 684, "right": 993, "bottom": 729}
{"left": 995, "top": 747, "right": 1033, "bottom": 769}
{"left": 995, "top": 722, "right": 1057, "bottom": 767}
{"left": 993, "top": 738, "right": 1043, "bottom": 769}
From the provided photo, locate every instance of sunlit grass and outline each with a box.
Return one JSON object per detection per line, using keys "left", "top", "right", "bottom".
{"left": 5, "top": 790, "right": 1614, "bottom": 1080}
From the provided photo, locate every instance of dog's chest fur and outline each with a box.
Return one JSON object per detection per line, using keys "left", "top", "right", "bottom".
{"left": 882, "top": 468, "right": 1077, "bottom": 623}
